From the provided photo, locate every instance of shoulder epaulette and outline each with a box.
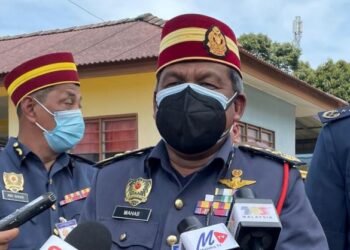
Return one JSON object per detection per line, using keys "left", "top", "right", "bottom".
{"left": 95, "top": 147, "right": 154, "bottom": 169}
{"left": 238, "top": 144, "right": 303, "bottom": 166}
{"left": 68, "top": 153, "right": 95, "bottom": 165}
{"left": 318, "top": 106, "right": 350, "bottom": 124}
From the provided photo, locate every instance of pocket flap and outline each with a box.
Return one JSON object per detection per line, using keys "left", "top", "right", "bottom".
{"left": 101, "top": 218, "right": 158, "bottom": 249}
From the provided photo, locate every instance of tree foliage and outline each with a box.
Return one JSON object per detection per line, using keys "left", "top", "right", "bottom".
{"left": 239, "top": 33, "right": 350, "bottom": 102}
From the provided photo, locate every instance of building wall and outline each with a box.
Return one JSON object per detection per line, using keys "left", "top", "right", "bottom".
{"left": 242, "top": 84, "right": 296, "bottom": 154}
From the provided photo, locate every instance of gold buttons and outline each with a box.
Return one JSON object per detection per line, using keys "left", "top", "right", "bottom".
{"left": 120, "top": 233, "right": 127, "bottom": 241}
{"left": 166, "top": 235, "right": 178, "bottom": 246}
{"left": 51, "top": 204, "right": 56, "bottom": 211}
{"left": 174, "top": 199, "right": 184, "bottom": 210}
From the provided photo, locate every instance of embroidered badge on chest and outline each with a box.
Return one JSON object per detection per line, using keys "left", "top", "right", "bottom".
{"left": 2, "top": 172, "right": 29, "bottom": 202}
{"left": 219, "top": 169, "right": 256, "bottom": 190}
{"left": 125, "top": 178, "right": 152, "bottom": 206}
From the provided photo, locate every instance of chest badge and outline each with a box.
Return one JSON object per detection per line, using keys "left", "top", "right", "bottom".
{"left": 219, "top": 169, "right": 256, "bottom": 190}
{"left": 125, "top": 178, "right": 152, "bottom": 206}
{"left": 2, "top": 172, "right": 28, "bottom": 202}
{"left": 3, "top": 172, "right": 24, "bottom": 192}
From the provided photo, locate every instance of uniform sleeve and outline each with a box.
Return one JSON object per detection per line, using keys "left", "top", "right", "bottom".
{"left": 276, "top": 168, "right": 329, "bottom": 250}
{"left": 79, "top": 169, "right": 99, "bottom": 222}
{"left": 305, "top": 125, "right": 347, "bottom": 249}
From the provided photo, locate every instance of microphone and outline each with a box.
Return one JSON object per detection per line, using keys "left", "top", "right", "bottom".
{"left": 0, "top": 192, "right": 56, "bottom": 231}
{"left": 40, "top": 221, "right": 112, "bottom": 250}
{"left": 177, "top": 216, "right": 239, "bottom": 250}
{"left": 65, "top": 221, "right": 112, "bottom": 250}
{"left": 227, "top": 188, "right": 282, "bottom": 250}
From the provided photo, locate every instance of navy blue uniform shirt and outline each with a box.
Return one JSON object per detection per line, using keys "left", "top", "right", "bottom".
{"left": 81, "top": 138, "right": 327, "bottom": 249}
{"left": 306, "top": 107, "right": 350, "bottom": 250}
{"left": 0, "top": 137, "right": 96, "bottom": 250}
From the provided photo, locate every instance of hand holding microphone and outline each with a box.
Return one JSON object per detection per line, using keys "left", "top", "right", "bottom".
{"left": 0, "top": 228, "right": 19, "bottom": 250}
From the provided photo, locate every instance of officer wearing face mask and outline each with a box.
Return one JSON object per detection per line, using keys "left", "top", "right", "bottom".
{"left": 0, "top": 52, "right": 95, "bottom": 249}
{"left": 80, "top": 14, "right": 327, "bottom": 249}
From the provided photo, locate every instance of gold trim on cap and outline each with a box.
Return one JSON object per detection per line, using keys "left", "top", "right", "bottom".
{"left": 159, "top": 27, "right": 239, "bottom": 59}
{"left": 7, "top": 62, "right": 77, "bottom": 97}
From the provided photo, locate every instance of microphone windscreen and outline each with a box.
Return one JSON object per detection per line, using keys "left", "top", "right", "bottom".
{"left": 234, "top": 187, "right": 255, "bottom": 199}
{"left": 177, "top": 216, "right": 203, "bottom": 234}
{"left": 65, "top": 221, "right": 112, "bottom": 250}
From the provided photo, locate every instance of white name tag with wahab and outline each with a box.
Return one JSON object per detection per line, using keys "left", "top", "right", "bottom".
{"left": 112, "top": 206, "right": 152, "bottom": 221}
{"left": 2, "top": 190, "right": 29, "bottom": 203}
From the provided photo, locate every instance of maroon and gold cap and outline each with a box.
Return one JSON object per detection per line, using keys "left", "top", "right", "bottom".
{"left": 157, "top": 14, "right": 241, "bottom": 77}
{"left": 4, "top": 52, "right": 80, "bottom": 106}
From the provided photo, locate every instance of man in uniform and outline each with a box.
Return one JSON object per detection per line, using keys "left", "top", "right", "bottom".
{"left": 306, "top": 107, "right": 350, "bottom": 249}
{"left": 0, "top": 52, "right": 95, "bottom": 249}
{"left": 80, "top": 14, "right": 327, "bottom": 249}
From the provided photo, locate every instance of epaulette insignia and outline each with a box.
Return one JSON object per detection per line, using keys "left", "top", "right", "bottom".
{"left": 95, "top": 147, "right": 154, "bottom": 169}
{"left": 319, "top": 106, "right": 350, "bottom": 124}
{"left": 238, "top": 144, "right": 303, "bottom": 166}
{"left": 68, "top": 154, "right": 95, "bottom": 165}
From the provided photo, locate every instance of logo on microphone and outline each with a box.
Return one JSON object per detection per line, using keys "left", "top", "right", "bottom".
{"left": 196, "top": 230, "right": 228, "bottom": 250}
{"left": 48, "top": 246, "right": 62, "bottom": 250}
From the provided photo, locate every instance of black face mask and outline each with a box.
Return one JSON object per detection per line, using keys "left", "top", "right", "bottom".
{"left": 156, "top": 86, "right": 234, "bottom": 154}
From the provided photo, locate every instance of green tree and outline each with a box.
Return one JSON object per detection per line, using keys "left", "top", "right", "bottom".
{"left": 239, "top": 33, "right": 301, "bottom": 72}
{"left": 294, "top": 61, "right": 316, "bottom": 84}
{"left": 313, "top": 60, "right": 350, "bottom": 102}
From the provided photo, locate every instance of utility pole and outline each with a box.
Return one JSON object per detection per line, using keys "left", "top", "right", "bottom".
{"left": 293, "top": 16, "right": 303, "bottom": 49}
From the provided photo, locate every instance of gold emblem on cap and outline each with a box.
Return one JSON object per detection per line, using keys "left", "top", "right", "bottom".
{"left": 125, "top": 178, "right": 152, "bottom": 206}
{"left": 219, "top": 169, "right": 256, "bottom": 190}
{"left": 322, "top": 110, "right": 340, "bottom": 119}
{"left": 205, "top": 26, "right": 228, "bottom": 57}
{"left": 3, "top": 172, "right": 24, "bottom": 192}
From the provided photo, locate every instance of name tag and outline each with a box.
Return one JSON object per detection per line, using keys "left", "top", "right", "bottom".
{"left": 112, "top": 206, "right": 152, "bottom": 221}
{"left": 2, "top": 190, "right": 29, "bottom": 203}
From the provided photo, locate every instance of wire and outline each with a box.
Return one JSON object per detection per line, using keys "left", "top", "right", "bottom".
{"left": 67, "top": 0, "right": 105, "bottom": 22}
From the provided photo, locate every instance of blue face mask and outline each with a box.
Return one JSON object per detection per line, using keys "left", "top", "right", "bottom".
{"left": 34, "top": 98, "right": 85, "bottom": 153}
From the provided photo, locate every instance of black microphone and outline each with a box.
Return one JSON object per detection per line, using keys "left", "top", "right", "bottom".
{"left": 65, "top": 221, "right": 112, "bottom": 250}
{"left": 226, "top": 188, "right": 282, "bottom": 250}
{"left": 177, "top": 216, "right": 239, "bottom": 249}
{"left": 0, "top": 192, "right": 56, "bottom": 231}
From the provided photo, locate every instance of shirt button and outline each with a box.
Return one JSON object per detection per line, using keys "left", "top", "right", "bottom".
{"left": 166, "top": 235, "right": 178, "bottom": 246}
{"left": 174, "top": 199, "right": 184, "bottom": 210}
{"left": 51, "top": 204, "right": 56, "bottom": 211}
{"left": 49, "top": 179, "right": 53, "bottom": 185}
{"left": 120, "top": 233, "right": 127, "bottom": 242}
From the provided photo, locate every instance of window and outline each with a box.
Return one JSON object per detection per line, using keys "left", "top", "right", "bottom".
{"left": 238, "top": 122, "right": 275, "bottom": 149}
{"left": 72, "top": 115, "right": 138, "bottom": 161}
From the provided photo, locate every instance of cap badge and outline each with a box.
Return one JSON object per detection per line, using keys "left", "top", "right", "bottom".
{"left": 204, "top": 26, "right": 228, "bottom": 57}
{"left": 125, "top": 178, "right": 152, "bottom": 206}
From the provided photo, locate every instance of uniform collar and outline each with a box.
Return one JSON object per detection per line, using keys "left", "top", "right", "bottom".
{"left": 146, "top": 137, "right": 234, "bottom": 176}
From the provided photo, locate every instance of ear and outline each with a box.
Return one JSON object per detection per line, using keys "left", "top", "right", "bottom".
{"left": 233, "top": 94, "right": 246, "bottom": 122}
{"left": 19, "top": 97, "right": 38, "bottom": 123}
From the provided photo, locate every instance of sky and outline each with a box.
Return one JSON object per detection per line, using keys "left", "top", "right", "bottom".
{"left": 0, "top": 0, "right": 349, "bottom": 69}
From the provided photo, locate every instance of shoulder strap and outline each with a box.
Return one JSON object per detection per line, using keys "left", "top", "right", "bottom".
{"left": 95, "top": 147, "right": 154, "bottom": 169}
{"left": 318, "top": 106, "right": 350, "bottom": 124}
{"left": 238, "top": 144, "right": 303, "bottom": 166}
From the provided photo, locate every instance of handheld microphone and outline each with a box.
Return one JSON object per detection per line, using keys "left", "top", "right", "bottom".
{"left": 0, "top": 192, "right": 56, "bottom": 231}
{"left": 40, "top": 221, "right": 112, "bottom": 250}
{"left": 177, "top": 216, "right": 239, "bottom": 250}
{"left": 227, "top": 188, "right": 282, "bottom": 250}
